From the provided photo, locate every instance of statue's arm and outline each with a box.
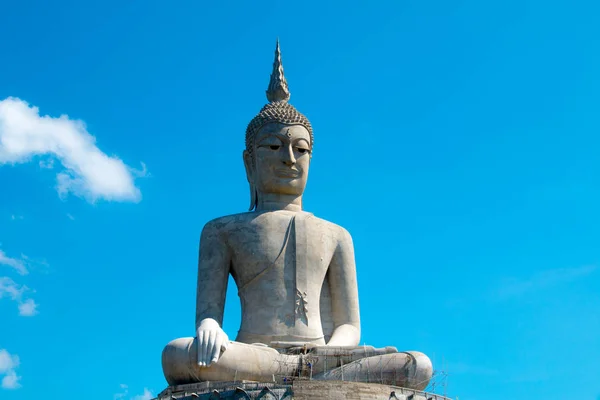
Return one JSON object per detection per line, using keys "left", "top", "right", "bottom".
{"left": 326, "top": 227, "right": 361, "bottom": 346}
{"left": 195, "top": 220, "right": 231, "bottom": 365}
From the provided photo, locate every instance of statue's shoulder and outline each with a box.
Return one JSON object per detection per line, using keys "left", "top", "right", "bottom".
{"left": 308, "top": 214, "right": 354, "bottom": 244}
{"left": 201, "top": 212, "right": 255, "bottom": 235}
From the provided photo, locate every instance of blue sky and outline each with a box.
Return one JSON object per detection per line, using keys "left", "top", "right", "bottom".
{"left": 1, "top": 1, "right": 599, "bottom": 399}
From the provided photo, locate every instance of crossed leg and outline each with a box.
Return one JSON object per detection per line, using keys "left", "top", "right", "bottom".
{"left": 162, "top": 338, "right": 432, "bottom": 391}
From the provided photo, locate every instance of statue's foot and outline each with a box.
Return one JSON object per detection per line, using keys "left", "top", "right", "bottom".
{"left": 313, "top": 351, "right": 433, "bottom": 390}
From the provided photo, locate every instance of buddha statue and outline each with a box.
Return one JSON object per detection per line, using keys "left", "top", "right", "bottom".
{"left": 161, "top": 41, "right": 433, "bottom": 391}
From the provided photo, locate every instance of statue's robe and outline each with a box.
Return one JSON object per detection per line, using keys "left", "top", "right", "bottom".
{"left": 162, "top": 212, "right": 432, "bottom": 390}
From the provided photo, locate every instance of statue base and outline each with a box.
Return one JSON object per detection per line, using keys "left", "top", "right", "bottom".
{"left": 153, "top": 380, "right": 452, "bottom": 400}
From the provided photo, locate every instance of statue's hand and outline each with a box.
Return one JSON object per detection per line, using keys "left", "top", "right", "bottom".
{"left": 196, "top": 318, "right": 229, "bottom": 367}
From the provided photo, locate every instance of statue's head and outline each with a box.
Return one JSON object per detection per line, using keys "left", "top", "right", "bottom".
{"left": 243, "top": 41, "right": 313, "bottom": 211}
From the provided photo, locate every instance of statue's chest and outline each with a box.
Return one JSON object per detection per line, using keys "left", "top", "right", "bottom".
{"left": 228, "top": 214, "right": 336, "bottom": 292}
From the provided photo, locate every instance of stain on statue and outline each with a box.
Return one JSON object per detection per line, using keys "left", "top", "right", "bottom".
{"left": 161, "top": 40, "right": 433, "bottom": 390}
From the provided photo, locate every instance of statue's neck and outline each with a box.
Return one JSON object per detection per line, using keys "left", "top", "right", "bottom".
{"left": 256, "top": 192, "right": 303, "bottom": 212}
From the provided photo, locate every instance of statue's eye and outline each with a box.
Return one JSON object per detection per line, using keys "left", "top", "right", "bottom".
{"left": 269, "top": 145, "right": 281, "bottom": 150}
{"left": 296, "top": 148, "right": 308, "bottom": 154}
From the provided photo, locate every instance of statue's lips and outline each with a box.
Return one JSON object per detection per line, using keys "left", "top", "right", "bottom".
{"left": 274, "top": 169, "right": 300, "bottom": 178}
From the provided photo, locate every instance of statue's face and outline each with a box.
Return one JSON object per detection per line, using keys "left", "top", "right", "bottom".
{"left": 245, "top": 123, "right": 312, "bottom": 197}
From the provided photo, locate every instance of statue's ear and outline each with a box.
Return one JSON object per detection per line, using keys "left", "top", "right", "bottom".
{"left": 243, "top": 150, "right": 258, "bottom": 211}
{"left": 242, "top": 150, "right": 254, "bottom": 184}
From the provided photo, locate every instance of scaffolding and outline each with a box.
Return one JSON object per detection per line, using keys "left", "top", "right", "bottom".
{"left": 251, "top": 346, "right": 451, "bottom": 398}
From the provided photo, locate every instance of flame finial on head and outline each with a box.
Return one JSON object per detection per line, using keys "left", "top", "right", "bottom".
{"left": 266, "top": 39, "right": 291, "bottom": 103}
{"left": 246, "top": 40, "right": 313, "bottom": 158}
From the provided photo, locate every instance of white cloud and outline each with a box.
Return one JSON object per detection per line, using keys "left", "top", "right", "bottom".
{"left": 0, "top": 277, "right": 37, "bottom": 317}
{"left": 114, "top": 384, "right": 128, "bottom": 400}
{"left": 66, "top": 213, "right": 75, "bottom": 220}
{"left": 131, "top": 388, "right": 154, "bottom": 400}
{"left": 114, "top": 384, "right": 154, "bottom": 400}
{"left": 0, "top": 350, "right": 19, "bottom": 373}
{"left": 0, "top": 349, "right": 21, "bottom": 390}
{"left": 1, "top": 371, "right": 21, "bottom": 389}
{"left": 38, "top": 158, "right": 54, "bottom": 169}
{"left": 10, "top": 214, "right": 23, "bottom": 221}
{"left": 132, "top": 162, "right": 148, "bottom": 178}
{"left": 0, "top": 277, "right": 27, "bottom": 300}
{"left": 19, "top": 254, "right": 49, "bottom": 274}
{"left": 0, "top": 250, "right": 28, "bottom": 275}
{"left": 0, "top": 97, "right": 145, "bottom": 203}
{"left": 18, "top": 299, "right": 38, "bottom": 316}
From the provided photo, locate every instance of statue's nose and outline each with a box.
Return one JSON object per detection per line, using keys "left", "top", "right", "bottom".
{"left": 282, "top": 146, "right": 296, "bottom": 165}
